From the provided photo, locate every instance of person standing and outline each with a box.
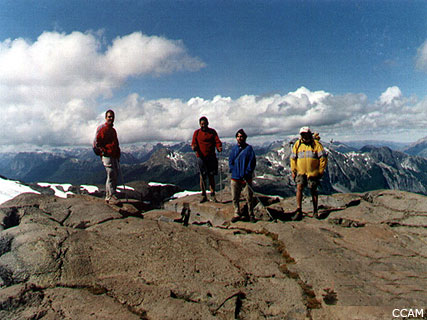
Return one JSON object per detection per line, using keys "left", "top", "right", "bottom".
{"left": 229, "top": 129, "right": 256, "bottom": 222}
{"left": 94, "top": 110, "right": 121, "bottom": 204}
{"left": 191, "top": 116, "right": 222, "bottom": 203}
{"left": 290, "top": 127, "right": 327, "bottom": 220}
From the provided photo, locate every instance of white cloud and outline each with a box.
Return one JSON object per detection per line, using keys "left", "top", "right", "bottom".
{"left": 0, "top": 30, "right": 425, "bottom": 148}
{"left": 379, "top": 86, "right": 402, "bottom": 105}
{"left": 110, "top": 86, "right": 425, "bottom": 145}
{"left": 0, "top": 30, "right": 205, "bottom": 146}
{"left": 105, "top": 33, "right": 205, "bottom": 77}
{"left": 415, "top": 40, "right": 427, "bottom": 71}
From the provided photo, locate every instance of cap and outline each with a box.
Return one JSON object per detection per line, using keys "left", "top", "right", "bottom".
{"left": 299, "top": 126, "right": 311, "bottom": 134}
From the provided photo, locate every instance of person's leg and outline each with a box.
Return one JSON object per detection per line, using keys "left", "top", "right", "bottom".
{"left": 205, "top": 156, "right": 218, "bottom": 201}
{"left": 197, "top": 157, "right": 208, "bottom": 202}
{"left": 105, "top": 167, "right": 113, "bottom": 200}
{"left": 311, "top": 186, "right": 319, "bottom": 216}
{"left": 102, "top": 156, "right": 114, "bottom": 201}
{"left": 200, "top": 173, "right": 208, "bottom": 202}
{"left": 296, "top": 183, "right": 304, "bottom": 211}
{"left": 245, "top": 182, "right": 255, "bottom": 220}
{"left": 231, "top": 180, "right": 243, "bottom": 221}
{"left": 292, "top": 174, "right": 305, "bottom": 220}
{"left": 307, "top": 177, "right": 320, "bottom": 217}
{"left": 208, "top": 174, "right": 217, "bottom": 201}
{"left": 200, "top": 174, "right": 206, "bottom": 195}
{"left": 231, "top": 180, "right": 241, "bottom": 214}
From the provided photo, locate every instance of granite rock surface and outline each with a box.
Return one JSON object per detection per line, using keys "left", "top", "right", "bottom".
{"left": 0, "top": 189, "right": 425, "bottom": 319}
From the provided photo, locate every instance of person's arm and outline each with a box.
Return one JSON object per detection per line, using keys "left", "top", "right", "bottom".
{"left": 290, "top": 142, "right": 299, "bottom": 180}
{"left": 229, "top": 147, "right": 236, "bottom": 173}
{"left": 214, "top": 130, "right": 222, "bottom": 152}
{"left": 318, "top": 144, "right": 328, "bottom": 176}
{"left": 191, "top": 130, "right": 198, "bottom": 151}
{"left": 103, "top": 128, "right": 118, "bottom": 157}
{"left": 245, "top": 147, "right": 256, "bottom": 179}
{"left": 95, "top": 125, "right": 107, "bottom": 155}
{"left": 191, "top": 130, "right": 201, "bottom": 157}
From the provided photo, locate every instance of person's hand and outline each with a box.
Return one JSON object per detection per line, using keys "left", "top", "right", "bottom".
{"left": 292, "top": 171, "right": 296, "bottom": 180}
{"left": 217, "top": 146, "right": 223, "bottom": 152}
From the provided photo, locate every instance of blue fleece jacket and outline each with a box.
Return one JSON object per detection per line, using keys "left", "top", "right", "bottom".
{"left": 229, "top": 143, "right": 256, "bottom": 180}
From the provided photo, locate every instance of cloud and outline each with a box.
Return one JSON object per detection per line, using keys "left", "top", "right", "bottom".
{"left": 415, "top": 40, "right": 427, "bottom": 71}
{"left": 111, "top": 86, "right": 425, "bottom": 145}
{"left": 0, "top": 31, "right": 205, "bottom": 146}
{"left": 379, "top": 86, "right": 402, "bottom": 105}
{"left": 105, "top": 33, "right": 205, "bottom": 77}
{"left": 0, "top": 30, "right": 425, "bottom": 147}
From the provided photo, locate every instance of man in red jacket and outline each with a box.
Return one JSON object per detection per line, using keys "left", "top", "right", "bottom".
{"left": 191, "top": 116, "right": 222, "bottom": 203}
{"left": 94, "top": 110, "right": 121, "bottom": 204}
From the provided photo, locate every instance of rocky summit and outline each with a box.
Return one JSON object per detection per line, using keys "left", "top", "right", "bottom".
{"left": 0, "top": 189, "right": 426, "bottom": 319}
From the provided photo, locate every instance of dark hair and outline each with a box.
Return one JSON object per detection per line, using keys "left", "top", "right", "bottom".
{"left": 235, "top": 128, "right": 247, "bottom": 139}
{"left": 105, "top": 109, "right": 115, "bottom": 118}
{"left": 199, "top": 116, "right": 208, "bottom": 124}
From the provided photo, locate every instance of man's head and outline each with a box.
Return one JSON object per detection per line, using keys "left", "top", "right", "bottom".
{"left": 105, "top": 109, "right": 115, "bottom": 125}
{"left": 236, "top": 128, "right": 247, "bottom": 146}
{"left": 199, "top": 116, "right": 209, "bottom": 131}
{"left": 299, "top": 126, "right": 313, "bottom": 143}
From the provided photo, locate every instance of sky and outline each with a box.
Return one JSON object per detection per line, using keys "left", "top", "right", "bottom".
{"left": 0, "top": 0, "right": 426, "bottom": 150}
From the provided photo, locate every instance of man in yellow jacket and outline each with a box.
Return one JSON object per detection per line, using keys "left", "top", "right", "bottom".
{"left": 290, "top": 127, "right": 328, "bottom": 220}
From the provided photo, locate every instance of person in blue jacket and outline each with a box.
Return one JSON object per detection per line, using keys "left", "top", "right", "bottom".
{"left": 229, "top": 129, "right": 256, "bottom": 222}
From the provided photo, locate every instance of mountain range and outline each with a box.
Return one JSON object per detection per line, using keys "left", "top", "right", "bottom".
{"left": 0, "top": 138, "right": 426, "bottom": 319}
{"left": 0, "top": 136, "right": 426, "bottom": 197}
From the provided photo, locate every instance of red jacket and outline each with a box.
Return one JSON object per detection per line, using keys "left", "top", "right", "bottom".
{"left": 95, "top": 123, "right": 120, "bottom": 158}
{"left": 192, "top": 128, "right": 222, "bottom": 158}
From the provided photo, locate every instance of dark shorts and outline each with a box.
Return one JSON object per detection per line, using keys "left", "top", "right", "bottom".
{"left": 295, "top": 174, "right": 320, "bottom": 189}
{"left": 197, "top": 156, "right": 218, "bottom": 177}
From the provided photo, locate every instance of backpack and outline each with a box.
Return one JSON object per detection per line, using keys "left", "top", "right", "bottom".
{"left": 93, "top": 125, "right": 103, "bottom": 156}
{"left": 93, "top": 145, "right": 102, "bottom": 156}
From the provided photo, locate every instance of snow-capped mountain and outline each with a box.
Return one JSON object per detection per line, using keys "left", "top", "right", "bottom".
{"left": 121, "top": 141, "right": 427, "bottom": 196}
{"left": 402, "top": 136, "right": 427, "bottom": 158}
{"left": 0, "top": 138, "right": 426, "bottom": 197}
{"left": 255, "top": 141, "right": 427, "bottom": 196}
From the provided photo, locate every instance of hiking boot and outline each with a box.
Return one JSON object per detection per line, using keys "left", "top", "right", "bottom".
{"left": 107, "top": 195, "right": 120, "bottom": 205}
{"left": 313, "top": 210, "right": 321, "bottom": 219}
{"left": 291, "top": 208, "right": 303, "bottom": 221}
{"left": 249, "top": 215, "right": 257, "bottom": 223}
{"left": 200, "top": 196, "right": 208, "bottom": 203}
{"left": 210, "top": 194, "right": 218, "bottom": 203}
{"left": 231, "top": 214, "right": 242, "bottom": 223}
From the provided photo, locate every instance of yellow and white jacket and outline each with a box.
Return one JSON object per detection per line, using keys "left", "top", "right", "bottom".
{"left": 290, "top": 139, "right": 328, "bottom": 178}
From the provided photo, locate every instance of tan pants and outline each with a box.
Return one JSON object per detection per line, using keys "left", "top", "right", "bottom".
{"left": 231, "top": 179, "right": 254, "bottom": 216}
{"left": 102, "top": 156, "right": 119, "bottom": 200}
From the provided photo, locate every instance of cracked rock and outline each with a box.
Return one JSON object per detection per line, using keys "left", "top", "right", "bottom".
{"left": 0, "top": 190, "right": 426, "bottom": 320}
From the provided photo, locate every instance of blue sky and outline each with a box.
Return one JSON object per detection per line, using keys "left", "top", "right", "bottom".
{"left": 0, "top": 0, "right": 426, "bottom": 147}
